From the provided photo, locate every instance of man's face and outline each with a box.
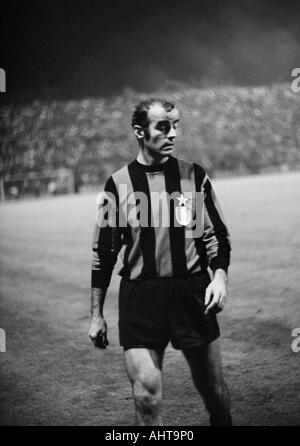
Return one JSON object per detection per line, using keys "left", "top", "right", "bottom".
{"left": 142, "top": 104, "right": 180, "bottom": 158}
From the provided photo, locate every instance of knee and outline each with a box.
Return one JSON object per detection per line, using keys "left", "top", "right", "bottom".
{"left": 133, "top": 371, "right": 162, "bottom": 415}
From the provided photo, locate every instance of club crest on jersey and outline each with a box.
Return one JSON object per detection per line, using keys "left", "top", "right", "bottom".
{"left": 175, "top": 194, "right": 192, "bottom": 226}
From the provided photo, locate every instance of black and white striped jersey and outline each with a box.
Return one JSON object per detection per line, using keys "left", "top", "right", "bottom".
{"left": 91, "top": 155, "right": 231, "bottom": 288}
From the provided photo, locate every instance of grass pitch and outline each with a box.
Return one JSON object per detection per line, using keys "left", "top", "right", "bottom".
{"left": 0, "top": 171, "right": 299, "bottom": 425}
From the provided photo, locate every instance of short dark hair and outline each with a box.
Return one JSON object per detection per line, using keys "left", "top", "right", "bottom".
{"left": 131, "top": 98, "right": 175, "bottom": 129}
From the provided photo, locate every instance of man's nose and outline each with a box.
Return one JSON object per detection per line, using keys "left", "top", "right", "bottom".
{"left": 167, "top": 126, "right": 176, "bottom": 139}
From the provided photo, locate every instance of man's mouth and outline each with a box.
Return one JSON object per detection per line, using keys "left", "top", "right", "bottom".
{"left": 162, "top": 142, "right": 174, "bottom": 149}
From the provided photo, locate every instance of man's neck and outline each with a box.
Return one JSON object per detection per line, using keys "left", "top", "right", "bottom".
{"left": 136, "top": 150, "right": 170, "bottom": 166}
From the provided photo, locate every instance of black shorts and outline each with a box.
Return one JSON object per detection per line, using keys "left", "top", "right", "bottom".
{"left": 118, "top": 271, "right": 220, "bottom": 351}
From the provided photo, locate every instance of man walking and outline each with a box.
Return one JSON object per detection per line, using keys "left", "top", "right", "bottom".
{"left": 89, "top": 98, "right": 232, "bottom": 426}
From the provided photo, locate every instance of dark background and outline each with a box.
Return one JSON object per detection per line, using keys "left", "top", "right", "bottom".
{"left": 1, "top": 0, "right": 300, "bottom": 103}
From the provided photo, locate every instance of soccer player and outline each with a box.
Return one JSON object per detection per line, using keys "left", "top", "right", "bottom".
{"left": 88, "top": 98, "right": 232, "bottom": 426}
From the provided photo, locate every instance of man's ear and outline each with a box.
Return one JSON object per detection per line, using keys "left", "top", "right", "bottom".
{"left": 133, "top": 125, "right": 144, "bottom": 140}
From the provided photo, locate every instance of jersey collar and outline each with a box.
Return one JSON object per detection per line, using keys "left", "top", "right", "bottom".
{"left": 133, "top": 155, "right": 175, "bottom": 172}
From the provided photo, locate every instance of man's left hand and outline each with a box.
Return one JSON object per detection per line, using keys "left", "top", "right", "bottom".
{"left": 204, "top": 269, "right": 228, "bottom": 316}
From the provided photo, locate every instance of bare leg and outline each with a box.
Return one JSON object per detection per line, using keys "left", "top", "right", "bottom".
{"left": 124, "top": 347, "right": 164, "bottom": 426}
{"left": 183, "top": 339, "right": 232, "bottom": 426}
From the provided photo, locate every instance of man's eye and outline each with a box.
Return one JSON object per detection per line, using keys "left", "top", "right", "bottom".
{"left": 156, "top": 121, "right": 178, "bottom": 133}
{"left": 157, "top": 123, "right": 169, "bottom": 132}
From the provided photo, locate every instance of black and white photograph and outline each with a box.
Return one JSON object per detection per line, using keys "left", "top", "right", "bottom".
{"left": 0, "top": 0, "right": 299, "bottom": 428}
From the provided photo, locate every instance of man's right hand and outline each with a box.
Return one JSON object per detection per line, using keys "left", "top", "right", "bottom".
{"left": 88, "top": 315, "right": 109, "bottom": 349}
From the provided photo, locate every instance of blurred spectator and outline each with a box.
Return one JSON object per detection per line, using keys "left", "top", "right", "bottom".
{"left": 9, "top": 185, "right": 19, "bottom": 200}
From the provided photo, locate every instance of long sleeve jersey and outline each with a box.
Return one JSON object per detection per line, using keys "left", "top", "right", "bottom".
{"left": 91, "top": 155, "right": 231, "bottom": 289}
